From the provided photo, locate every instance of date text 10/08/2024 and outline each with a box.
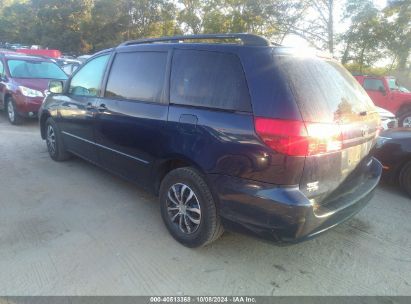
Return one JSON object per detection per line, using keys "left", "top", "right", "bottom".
{"left": 149, "top": 296, "right": 257, "bottom": 303}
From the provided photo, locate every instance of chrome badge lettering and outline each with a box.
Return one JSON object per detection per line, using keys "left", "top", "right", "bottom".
{"left": 307, "top": 181, "right": 319, "bottom": 192}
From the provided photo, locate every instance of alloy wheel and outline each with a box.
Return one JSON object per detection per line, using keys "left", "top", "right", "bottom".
{"left": 7, "top": 101, "right": 15, "bottom": 122}
{"left": 166, "top": 183, "right": 201, "bottom": 234}
{"left": 403, "top": 116, "right": 411, "bottom": 128}
{"left": 46, "top": 125, "right": 56, "bottom": 155}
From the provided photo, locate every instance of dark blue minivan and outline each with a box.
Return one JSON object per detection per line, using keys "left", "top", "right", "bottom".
{"left": 39, "top": 34, "right": 382, "bottom": 247}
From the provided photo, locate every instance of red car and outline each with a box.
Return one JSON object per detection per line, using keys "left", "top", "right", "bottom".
{"left": 354, "top": 75, "right": 411, "bottom": 127}
{"left": 0, "top": 53, "right": 67, "bottom": 124}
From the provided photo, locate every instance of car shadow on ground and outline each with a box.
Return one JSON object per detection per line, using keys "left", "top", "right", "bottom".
{"left": 63, "top": 154, "right": 380, "bottom": 253}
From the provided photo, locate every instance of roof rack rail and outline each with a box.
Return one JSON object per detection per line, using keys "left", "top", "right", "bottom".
{"left": 119, "top": 33, "right": 271, "bottom": 47}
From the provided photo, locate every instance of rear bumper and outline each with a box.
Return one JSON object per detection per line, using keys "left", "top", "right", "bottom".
{"left": 208, "top": 157, "right": 382, "bottom": 243}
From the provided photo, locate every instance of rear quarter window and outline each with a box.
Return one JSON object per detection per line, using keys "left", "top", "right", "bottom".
{"left": 170, "top": 49, "right": 251, "bottom": 112}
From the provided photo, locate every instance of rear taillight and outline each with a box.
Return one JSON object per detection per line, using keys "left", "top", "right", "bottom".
{"left": 254, "top": 117, "right": 343, "bottom": 156}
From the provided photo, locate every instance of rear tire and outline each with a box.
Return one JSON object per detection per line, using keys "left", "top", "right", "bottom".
{"left": 159, "top": 167, "right": 224, "bottom": 247}
{"left": 6, "top": 97, "right": 23, "bottom": 125}
{"left": 399, "top": 111, "right": 411, "bottom": 128}
{"left": 45, "top": 117, "right": 71, "bottom": 161}
{"left": 399, "top": 161, "right": 411, "bottom": 198}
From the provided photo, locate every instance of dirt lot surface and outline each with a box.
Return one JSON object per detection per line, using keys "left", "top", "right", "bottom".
{"left": 0, "top": 114, "right": 410, "bottom": 296}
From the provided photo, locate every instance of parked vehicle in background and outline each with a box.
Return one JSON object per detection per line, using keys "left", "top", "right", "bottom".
{"left": 0, "top": 49, "right": 21, "bottom": 55}
{"left": 76, "top": 55, "right": 92, "bottom": 63}
{"left": 21, "top": 55, "right": 82, "bottom": 75}
{"left": 40, "top": 34, "right": 381, "bottom": 247}
{"left": 399, "top": 86, "right": 410, "bottom": 93}
{"left": 376, "top": 106, "right": 398, "bottom": 130}
{"left": 354, "top": 75, "right": 411, "bottom": 127}
{"left": 9, "top": 44, "right": 26, "bottom": 50}
{"left": 0, "top": 53, "right": 67, "bottom": 124}
{"left": 372, "top": 128, "right": 411, "bottom": 197}
{"left": 61, "top": 61, "right": 81, "bottom": 75}
{"left": 61, "top": 55, "right": 76, "bottom": 60}
{"left": 17, "top": 48, "right": 62, "bottom": 59}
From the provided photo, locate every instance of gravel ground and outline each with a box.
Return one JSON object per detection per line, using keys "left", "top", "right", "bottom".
{"left": 0, "top": 114, "right": 410, "bottom": 296}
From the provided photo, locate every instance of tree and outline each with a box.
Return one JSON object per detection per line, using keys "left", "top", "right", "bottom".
{"left": 0, "top": 1, "right": 37, "bottom": 43}
{"left": 383, "top": 0, "right": 411, "bottom": 70}
{"left": 31, "top": 0, "right": 94, "bottom": 53}
{"left": 339, "top": 0, "right": 385, "bottom": 72}
{"left": 200, "top": 0, "right": 300, "bottom": 40}
{"left": 3, "top": 0, "right": 403, "bottom": 65}
{"left": 82, "top": 0, "right": 129, "bottom": 51}
{"left": 178, "top": 0, "right": 207, "bottom": 34}
{"left": 286, "top": 0, "right": 335, "bottom": 54}
{"left": 263, "top": 0, "right": 310, "bottom": 44}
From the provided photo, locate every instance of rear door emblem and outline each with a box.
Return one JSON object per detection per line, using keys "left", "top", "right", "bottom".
{"left": 307, "top": 181, "right": 319, "bottom": 192}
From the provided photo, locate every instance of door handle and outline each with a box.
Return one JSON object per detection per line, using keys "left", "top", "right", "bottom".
{"left": 97, "top": 104, "right": 107, "bottom": 112}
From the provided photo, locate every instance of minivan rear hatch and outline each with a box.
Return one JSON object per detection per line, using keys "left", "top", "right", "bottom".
{"left": 273, "top": 53, "right": 379, "bottom": 204}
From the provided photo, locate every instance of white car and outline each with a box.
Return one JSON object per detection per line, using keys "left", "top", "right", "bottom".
{"left": 376, "top": 106, "right": 398, "bottom": 130}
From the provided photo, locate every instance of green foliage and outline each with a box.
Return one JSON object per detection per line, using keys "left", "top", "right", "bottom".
{"left": 0, "top": 1, "right": 36, "bottom": 44}
{"left": 344, "top": 63, "right": 390, "bottom": 76}
{"left": 292, "top": 0, "right": 335, "bottom": 53}
{"left": 339, "top": 0, "right": 387, "bottom": 70}
{"left": 338, "top": 0, "right": 410, "bottom": 74}
{"left": 383, "top": 0, "right": 411, "bottom": 70}
{"left": 34, "top": 0, "right": 94, "bottom": 53}
{"left": 0, "top": 0, "right": 408, "bottom": 79}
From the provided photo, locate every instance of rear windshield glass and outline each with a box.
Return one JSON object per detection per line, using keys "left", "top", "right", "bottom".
{"left": 7, "top": 60, "right": 67, "bottom": 79}
{"left": 274, "top": 56, "right": 374, "bottom": 123}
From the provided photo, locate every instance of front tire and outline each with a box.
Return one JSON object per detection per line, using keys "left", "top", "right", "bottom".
{"left": 399, "top": 111, "right": 411, "bottom": 128}
{"left": 6, "top": 98, "right": 23, "bottom": 125}
{"left": 399, "top": 161, "right": 411, "bottom": 198}
{"left": 45, "top": 117, "right": 71, "bottom": 161}
{"left": 159, "top": 167, "right": 223, "bottom": 247}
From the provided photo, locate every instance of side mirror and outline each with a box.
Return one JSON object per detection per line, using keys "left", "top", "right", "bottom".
{"left": 48, "top": 80, "right": 64, "bottom": 94}
{"left": 378, "top": 86, "right": 386, "bottom": 96}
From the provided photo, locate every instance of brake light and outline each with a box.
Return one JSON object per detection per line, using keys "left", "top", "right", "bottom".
{"left": 254, "top": 117, "right": 343, "bottom": 156}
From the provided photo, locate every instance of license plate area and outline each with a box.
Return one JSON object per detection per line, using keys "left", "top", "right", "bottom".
{"left": 341, "top": 140, "right": 373, "bottom": 176}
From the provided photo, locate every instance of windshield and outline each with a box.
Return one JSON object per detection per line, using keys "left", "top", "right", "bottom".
{"left": 400, "top": 86, "right": 410, "bottom": 93}
{"left": 7, "top": 59, "right": 68, "bottom": 79}
{"left": 388, "top": 78, "right": 410, "bottom": 92}
{"left": 274, "top": 56, "right": 375, "bottom": 123}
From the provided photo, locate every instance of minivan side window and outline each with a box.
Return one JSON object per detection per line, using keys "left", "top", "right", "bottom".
{"left": 105, "top": 51, "right": 167, "bottom": 103}
{"left": 69, "top": 54, "right": 109, "bottom": 97}
{"left": 170, "top": 50, "right": 251, "bottom": 112}
{"left": 363, "top": 78, "right": 385, "bottom": 91}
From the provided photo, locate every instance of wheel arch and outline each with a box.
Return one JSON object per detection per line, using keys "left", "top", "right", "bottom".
{"left": 396, "top": 102, "right": 411, "bottom": 118}
{"left": 40, "top": 111, "right": 51, "bottom": 139}
{"left": 3, "top": 92, "right": 13, "bottom": 109}
{"left": 152, "top": 155, "right": 206, "bottom": 196}
{"left": 4, "top": 92, "right": 12, "bottom": 102}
